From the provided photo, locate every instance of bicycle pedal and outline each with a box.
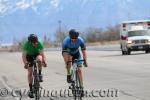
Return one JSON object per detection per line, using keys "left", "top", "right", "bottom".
{"left": 69, "top": 86, "right": 72, "bottom": 89}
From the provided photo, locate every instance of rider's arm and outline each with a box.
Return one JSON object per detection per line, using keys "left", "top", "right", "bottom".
{"left": 38, "top": 41, "right": 46, "bottom": 62}
{"left": 22, "top": 42, "right": 28, "bottom": 65}
{"left": 62, "top": 38, "right": 70, "bottom": 54}
{"left": 82, "top": 49, "right": 87, "bottom": 60}
{"left": 22, "top": 51, "right": 27, "bottom": 65}
{"left": 39, "top": 50, "right": 46, "bottom": 62}
{"left": 62, "top": 39, "right": 70, "bottom": 64}
{"left": 62, "top": 46, "right": 70, "bottom": 55}
{"left": 80, "top": 39, "right": 88, "bottom": 67}
{"left": 80, "top": 37, "right": 87, "bottom": 60}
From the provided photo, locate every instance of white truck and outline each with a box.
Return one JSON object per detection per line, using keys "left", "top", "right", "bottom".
{"left": 120, "top": 20, "right": 150, "bottom": 55}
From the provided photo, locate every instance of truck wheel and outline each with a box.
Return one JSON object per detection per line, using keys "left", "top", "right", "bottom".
{"left": 122, "top": 51, "right": 124, "bottom": 55}
{"left": 122, "top": 51, "right": 126, "bottom": 55}
{"left": 145, "top": 50, "right": 150, "bottom": 53}
{"left": 127, "top": 49, "right": 131, "bottom": 55}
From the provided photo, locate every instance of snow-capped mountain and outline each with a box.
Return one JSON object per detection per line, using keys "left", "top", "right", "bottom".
{"left": 0, "top": 0, "right": 150, "bottom": 43}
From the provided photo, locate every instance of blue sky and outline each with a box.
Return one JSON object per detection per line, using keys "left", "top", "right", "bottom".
{"left": 0, "top": 0, "right": 150, "bottom": 43}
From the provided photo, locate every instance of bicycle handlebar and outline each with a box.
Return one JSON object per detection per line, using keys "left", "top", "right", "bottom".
{"left": 25, "top": 60, "right": 45, "bottom": 68}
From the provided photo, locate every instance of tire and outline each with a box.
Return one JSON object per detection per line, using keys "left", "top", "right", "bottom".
{"left": 74, "top": 71, "right": 79, "bottom": 100}
{"left": 70, "top": 72, "right": 77, "bottom": 100}
{"left": 72, "top": 85, "right": 77, "bottom": 100}
{"left": 33, "top": 70, "right": 40, "bottom": 100}
{"left": 127, "top": 49, "right": 131, "bottom": 55}
{"left": 122, "top": 50, "right": 126, "bottom": 55}
{"left": 145, "top": 50, "right": 150, "bottom": 53}
{"left": 76, "top": 71, "right": 83, "bottom": 100}
{"left": 35, "top": 89, "right": 40, "bottom": 100}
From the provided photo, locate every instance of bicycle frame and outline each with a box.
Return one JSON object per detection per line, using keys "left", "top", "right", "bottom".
{"left": 32, "top": 60, "right": 40, "bottom": 100}
{"left": 69, "top": 59, "right": 84, "bottom": 100}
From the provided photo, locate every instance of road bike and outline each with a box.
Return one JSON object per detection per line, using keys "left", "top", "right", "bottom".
{"left": 68, "top": 59, "right": 84, "bottom": 100}
{"left": 32, "top": 59, "right": 41, "bottom": 100}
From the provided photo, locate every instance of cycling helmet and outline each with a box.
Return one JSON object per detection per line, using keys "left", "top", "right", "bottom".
{"left": 69, "top": 29, "right": 79, "bottom": 39}
{"left": 28, "top": 34, "right": 38, "bottom": 43}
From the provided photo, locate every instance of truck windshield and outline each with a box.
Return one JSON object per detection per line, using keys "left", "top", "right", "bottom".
{"left": 128, "top": 30, "right": 150, "bottom": 37}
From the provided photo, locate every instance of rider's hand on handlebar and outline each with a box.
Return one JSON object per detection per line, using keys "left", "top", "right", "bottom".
{"left": 83, "top": 59, "right": 88, "bottom": 67}
{"left": 24, "top": 62, "right": 29, "bottom": 69}
{"left": 43, "top": 61, "right": 47, "bottom": 67}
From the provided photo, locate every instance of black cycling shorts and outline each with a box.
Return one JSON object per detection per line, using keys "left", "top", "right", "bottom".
{"left": 26, "top": 53, "right": 39, "bottom": 67}
{"left": 71, "top": 52, "right": 81, "bottom": 61}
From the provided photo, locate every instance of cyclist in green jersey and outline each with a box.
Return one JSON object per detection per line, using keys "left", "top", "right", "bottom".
{"left": 22, "top": 34, "right": 47, "bottom": 98}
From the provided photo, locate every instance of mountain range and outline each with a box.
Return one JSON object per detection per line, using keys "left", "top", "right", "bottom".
{"left": 0, "top": 0, "right": 150, "bottom": 43}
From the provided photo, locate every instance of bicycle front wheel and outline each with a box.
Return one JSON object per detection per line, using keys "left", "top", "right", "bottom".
{"left": 33, "top": 74, "right": 40, "bottom": 100}
{"left": 35, "top": 89, "right": 40, "bottom": 100}
{"left": 75, "top": 71, "right": 83, "bottom": 100}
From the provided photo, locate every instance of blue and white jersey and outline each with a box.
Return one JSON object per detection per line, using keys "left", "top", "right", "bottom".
{"left": 62, "top": 36, "right": 86, "bottom": 55}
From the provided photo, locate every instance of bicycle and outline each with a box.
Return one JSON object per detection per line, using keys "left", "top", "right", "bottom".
{"left": 25, "top": 58, "right": 47, "bottom": 100}
{"left": 68, "top": 59, "right": 84, "bottom": 100}
{"left": 31, "top": 59, "right": 41, "bottom": 100}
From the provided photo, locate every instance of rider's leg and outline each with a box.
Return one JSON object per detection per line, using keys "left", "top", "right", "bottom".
{"left": 62, "top": 52, "right": 72, "bottom": 75}
{"left": 36, "top": 55, "right": 43, "bottom": 73}
{"left": 77, "top": 66, "right": 83, "bottom": 88}
{"left": 26, "top": 55, "right": 34, "bottom": 98}
{"left": 36, "top": 55, "right": 43, "bottom": 82}
{"left": 75, "top": 52, "right": 84, "bottom": 88}
{"left": 77, "top": 65, "right": 84, "bottom": 97}
{"left": 62, "top": 52, "right": 72, "bottom": 83}
{"left": 27, "top": 67, "right": 33, "bottom": 91}
{"left": 27, "top": 66, "right": 34, "bottom": 98}
{"left": 26, "top": 55, "right": 33, "bottom": 91}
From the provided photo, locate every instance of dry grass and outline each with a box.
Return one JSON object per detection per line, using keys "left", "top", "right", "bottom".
{"left": 87, "top": 40, "right": 119, "bottom": 46}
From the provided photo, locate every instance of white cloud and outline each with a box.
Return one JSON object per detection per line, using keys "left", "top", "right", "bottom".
{"left": 0, "top": 0, "right": 14, "bottom": 16}
{"left": 32, "top": 6, "right": 41, "bottom": 15}
{"left": 0, "top": 0, "right": 9, "bottom": 2}
{"left": 16, "top": 0, "right": 30, "bottom": 10}
{"left": 0, "top": 0, "right": 61, "bottom": 16}
{"left": 15, "top": 0, "right": 43, "bottom": 10}
{"left": 50, "top": 0, "right": 60, "bottom": 8}
{"left": 31, "top": 0, "right": 42, "bottom": 6}
{"left": 0, "top": 3, "right": 8, "bottom": 14}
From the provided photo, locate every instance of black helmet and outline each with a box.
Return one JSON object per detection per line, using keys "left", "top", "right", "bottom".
{"left": 69, "top": 29, "right": 79, "bottom": 39}
{"left": 28, "top": 34, "right": 38, "bottom": 43}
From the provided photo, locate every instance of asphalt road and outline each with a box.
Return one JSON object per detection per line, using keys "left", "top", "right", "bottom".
{"left": 0, "top": 50, "right": 150, "bottom": 100}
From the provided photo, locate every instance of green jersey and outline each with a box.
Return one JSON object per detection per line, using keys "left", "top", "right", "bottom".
{"left": 22, "top": 41, "right": 44, "bottom": 55}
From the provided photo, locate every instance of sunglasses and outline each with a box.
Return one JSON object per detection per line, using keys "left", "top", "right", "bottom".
{"left": 71, "top": 38, "right": 77, "bottom": 39}
{"left": 31, "top": 42, "right": 38, "bottom": 44}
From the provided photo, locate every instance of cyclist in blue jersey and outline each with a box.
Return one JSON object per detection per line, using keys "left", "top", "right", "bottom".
{"left": 62, "top": 29, "right": 88, "bottom": 89}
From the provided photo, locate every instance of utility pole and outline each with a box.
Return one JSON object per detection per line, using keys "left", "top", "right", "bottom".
{"left": 127, "top": 12, "right": 131, "bottom": 20}
{"left": 58, "top": 20, "right": 62, "bottom": 35}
